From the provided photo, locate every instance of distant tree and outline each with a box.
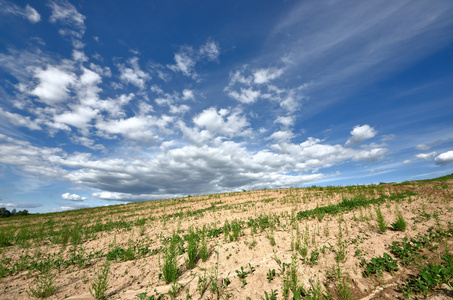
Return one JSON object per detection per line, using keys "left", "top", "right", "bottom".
{"left": 17, "top": 209, "right": 29, "bottom": 216}
{"left": 0, "top": 207, "right": 11, "bottom": 218}
{"left": 0, "top": 208, "right": 29, "bottom": 218}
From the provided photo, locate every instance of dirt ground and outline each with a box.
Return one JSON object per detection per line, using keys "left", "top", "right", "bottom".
{"left": 0, "top": 177, "right": 452, "bottom": 299}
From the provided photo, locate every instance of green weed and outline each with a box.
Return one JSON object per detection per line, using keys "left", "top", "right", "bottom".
{"left": 391, "top": 211, "right": 407, "bottom": 231}
{"left": 161, "top": 233, "right": 180, "bottom": 283}
{"left": 185, "top": 228, "right": 199, "bottom": 269}
{"left": 361, "top": 253, "right": 399, "bottom": 277}
{"left": 90, "top": 260, "right": 110, "bottom": 300}
{"left": 28, "top": 268, "right": 58, "bottom": 298}
{"left": 375, "top": 205, "right": 387, "bottom": 233}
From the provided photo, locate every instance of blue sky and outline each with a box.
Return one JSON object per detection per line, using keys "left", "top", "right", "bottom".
{"left": 1, "top": 0, "right": 452, "bottom": 213}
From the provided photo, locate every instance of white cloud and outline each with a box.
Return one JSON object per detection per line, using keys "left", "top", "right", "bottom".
{"left": 228, "top": 88, "right": 261, "bottom": 104}
{"left": 0, "top": 202, "right": 42, "bottom": 208}
{"left": 168, "top": 39, "right": 220, "bottom": 78}
{"left": 416, "top": 144, "right": 431, "bottom": 151}
{"left": 168, "top": 48, "right": 197, "bottom": 77}
{"left": 182, "top": 89, "right": 195, "bottom": 100}
{"left": 225, "top": 66, "right": 307, "bottom": 113}
{"left": 54, "top": 203, "right": 93, "bottom": 211}
{"left": 199, "top": 40, "right": 220, "bottom": 61}
{"left": 96, "top": 115, "right": 172, "bottom": 143}
{"left": 169, "top": 104, "right": 190, "bottom": 114}
{"left": 253, "top": 68, "right": 284, "bottom": 84}
{"left": 345, "top": 125, "right": 377, "bottom": 147}
{"left": 118, "top": 57, "right": 150, "bottom": 89}
{"left": 0, "top": 134, "right": 65, "bottom": 178}
{"left": 54, "top": 106, "right": 98, "bottom": 134}
{"left": 61, "top": 192, "right": 87, "bottom": 201}
{"left": 435, "top": 151, "right": 453, "bottom": 166}
{"left": 415, "top": 152, "right": 436, "bottom": 160}
{"left": 72, "top": 50, "right": 88, "bottom": 62}
{"left": 193, "top": 107, "right": 250, "bottom": 138}
{"left": 92, "top": 191, "right": 124, "bottom": 200}
{"left": 48, "top": 0, "right": 85, "bottom": 34}
{"left": 269, "top": 130, "right": 295, "bottom": 143}
{"left": 1, "top": 2, "right": 41, "bottom": 23}
{"left": 275, "top": 116, "right": 294, "bottom": 127}
{"left": 0, "top": 109, "right": 41, "bottom": 130}
{"left": 0, "top": 127, "right": 389, "bottom": 202}
{"left": 71, "top": 135, "right": 106, "bottom": 151}
{"left": 24, "top": 4, "right": 41, "bottom": 23}
{"left": 29, "top": 66, "right": 76, "bottom": 105}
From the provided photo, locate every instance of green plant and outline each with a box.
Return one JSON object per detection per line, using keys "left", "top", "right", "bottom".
{"left": 28, "top": 268, "right": 58, "bottom": 298}
{"left": 391, "top": 210, "right": 407, "bottom": 231}
{"left": 361, "top": 253, "right": 399, "bottom": 277}
{"left": 375, "top": 205, "right": 387, "bottom": 233}
{"left": 230, "top": 219, "right": 242, "bottom": 241}
{"left": 209, "top": 249, "right": 221, "bottom": 298}
{"left": 137, "top": 292, "right": 163, "bottom": 300}
{"left": 262, "top": 289, "right": 278, "bottom": 300}
{"left": 285, "top": 253, "right": 306, "bottom": 300}
{"left": 168, "top": 282, "right": 181, "bottom": 299}
{"left": 335, "top": 265, "right": 351, "bottom": 300}
{"left": 197, "top": 270, "right": 209, "bottom": 297}
{"left": 199, "top": 225, "right": 209, "bottom": 262}
{"left": 161, "top": 233, "right": 180, "bottom": 283}
{"left": 185, "top": 228, "right": 199, "bottom": 269}
{"left": 306, "top": 277, "right": 329, "bottom": 300}
{"left": 390, "top": 237, "right": 423, "bottom": 266}
{"left": 235, "top": 264, "right": 253, "bottom": 279}
{"left": 90, "top": 260, "right": 110, "bottom": 300}
{"left": 266, "top": 269, "right": 276, "bottom": 282}
{"left": 335, "top": 222, "right": 347, "bottom": 263}
{"left": 399, "top": 252, "right": 453, "bottom": 297}
{"left": 71, "top": 222, "right": 83, "bottom": 248}
{"left": 305, "top": 250, "right": 320, "bottom": 267}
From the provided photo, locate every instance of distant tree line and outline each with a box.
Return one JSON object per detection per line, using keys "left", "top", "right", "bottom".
{"left": 0, "top": 207, "right": 29, "bottom": 218}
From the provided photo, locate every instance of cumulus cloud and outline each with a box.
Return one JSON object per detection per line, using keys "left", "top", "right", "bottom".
{"left": 275, "top": 116, "right": 294, "bottom": 127}
{"left": 228, "top": 88, "right": 261, "bottom": 104}
{"left": 48, "top": 0, "right": 85, "bottom": 32}
{"left": 182, "top": 89, "right": 195, "bottom": 100}
{"left": 118, "top": 57, "right": 150, "bottom": 89}
{"left": 225, "top": 65, "right": 308, "bottom": 115}
{"left": 48, "top": 0, "right": 86, "bottom": 47}
{"left": 61, "top": 192, "right": 87, "bottom": 201}
{"left": 92, "top": 191, "right": 124, "bottom": 200}
{"left": 54, "top": 106, "right": 98, "bottom": 134}
{"left": 168, "top": 47, "right": 197, "bottom": 77}
{"left": 435, "top": 151, "right": 453, "bottom": 166}
{"left": 1, "top": 1, "right": 41, "bottom": 23}
{"left": 168, "top": 39, "right": 220, "bottom": 78}
{"left": 0, "top": 126, "right": 389, "bottom": 202}
{"left": 415, "top": 152, "right": 437, "bottom": 160}
{"left": 199, "top": 40, "right": 220, "bottom": 61}
{"left": 253, "top": 68, "right": 284, "bottom": 84}
{"left": 345, "top": 125, "right": 377, "bottom": 147}
{"left": 416, "top": 144, "right": 431, "bottom": 151}
{"left": 269, "top": 130, "right": 295, "bottom": 143}
{"left": 0, "top": 109, "right": 41, "bottom": 130}
{"left": 54, "top": 203, "right": 93, "bottom": 211}
{"left": 29, "top": 66, "right": 76, "bottom": 105}
{"left": 95, "top": 115, "right": 172, "bottom": 143}
{"left": 416, "top": 139, "right": 452, "bottom": 151}
{"left": 193, "top": 107, "right": 251, "bottom": 138}
{"left": 0, "top": 202, "right": 42, "bottom": 208}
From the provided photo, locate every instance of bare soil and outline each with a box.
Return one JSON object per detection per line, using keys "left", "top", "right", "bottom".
{"left": 0, "top": 177, "right": 452, "bottom": 299}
